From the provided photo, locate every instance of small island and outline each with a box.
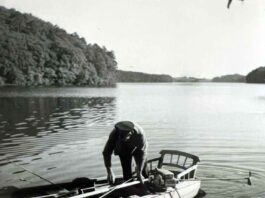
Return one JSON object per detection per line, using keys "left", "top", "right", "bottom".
{"left": 246, "top": 67, "right": 265, "bottom": 83}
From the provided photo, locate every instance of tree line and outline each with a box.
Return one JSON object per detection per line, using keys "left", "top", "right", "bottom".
{"left": 0, "top": 6, "right": 117, "bottom": 86}
{"left": 116, "top": 70, "right": 173, "bottom": 83}
{"left": 0, "top": 5, "right": 263, "bottom": 86}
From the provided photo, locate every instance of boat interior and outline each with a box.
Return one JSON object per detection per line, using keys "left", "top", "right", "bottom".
{"left": 7, "top": 150, "right": 202, "bottom": 198}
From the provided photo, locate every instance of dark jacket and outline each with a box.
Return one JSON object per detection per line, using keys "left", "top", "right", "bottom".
{"left": 103, "top": 123, "right": 147, "bottom": 168}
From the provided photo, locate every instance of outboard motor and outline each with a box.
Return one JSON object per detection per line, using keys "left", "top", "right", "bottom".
{"left": 148, "top": 168, "right": 176, "bottom": 192}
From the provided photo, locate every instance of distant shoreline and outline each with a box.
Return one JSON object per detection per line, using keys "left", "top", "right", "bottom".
{"left": 1, "top": 6, "right": 263, "bottom": 86}
{"left": 116, "top": 70, "right": 246, "bottom": 83}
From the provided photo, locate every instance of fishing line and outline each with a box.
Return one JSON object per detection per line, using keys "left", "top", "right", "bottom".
{"left": 9, "top": 161, "right": 69, "bottom": 192}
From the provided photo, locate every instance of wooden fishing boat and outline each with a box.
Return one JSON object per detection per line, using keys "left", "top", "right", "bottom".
{"left": 11, "top": 150, "right": 205, "bottom": 198}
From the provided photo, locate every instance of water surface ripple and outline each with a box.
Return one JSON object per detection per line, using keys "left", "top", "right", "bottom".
{"left": 0, "top": 83, "right": 264, "bottom": 198}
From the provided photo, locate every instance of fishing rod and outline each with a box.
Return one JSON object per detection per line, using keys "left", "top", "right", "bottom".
{"left": 178, "top": 171, "right": 252, "bottom": 186}
{"left": 99, "top": 177, "right": 134, "bottom": 198}
{"left": 198, "top": 164, "right": 253, "bottom": 185}
{"left": 99, "top": 172, "right": 140, "bottom": 198}
{"left": 70, "top": 178, "right": 149, "bottom": 198}
{"left": 10, "top": 161, "right": 69, "bottom": 193}
{"left": 200, "top": 171, "right": 252, "bottom": 185}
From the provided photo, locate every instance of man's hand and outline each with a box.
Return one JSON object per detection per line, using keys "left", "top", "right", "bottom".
{"left": 137, "top": 172, "right": 145, "bottom": 184}
{"left": 107, "top": 168, "right": 115, "bottom": 184}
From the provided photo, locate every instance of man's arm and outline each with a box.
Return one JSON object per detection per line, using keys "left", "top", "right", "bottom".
{"left": 102, "top": 129, "right": 116, "bottom": 184}
{"left": 132, "top": 123, "right": 147, "bottom": 183}
{"left": 133, "top": 149, "right": 147, "bottom": 184}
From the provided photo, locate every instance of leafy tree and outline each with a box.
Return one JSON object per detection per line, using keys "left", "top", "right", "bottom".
{"left": 246, "top": 67, "right": 265, "bottom": 83}
{"left": 0, "top": 6, "right": 117, "bottom": 86}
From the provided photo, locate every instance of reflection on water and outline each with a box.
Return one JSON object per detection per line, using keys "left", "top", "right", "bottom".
{"left": 0, "top": 97, "right": 115, "bottom": 137}
{"left": 0, "top": 96, "right": 116, "bottom": 160}
{"left": 0, "top": 96, "right": 116, "bottom": 189}
{"left": 0, "top": 83, "right": 265, "bottom": 198}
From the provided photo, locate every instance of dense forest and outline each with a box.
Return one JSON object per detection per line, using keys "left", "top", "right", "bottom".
{"left": 0, "top": 6, "right": 117, "bottom": 86}
{"left": 212, "top": 74, "right": 245, "bottom": 83}
{"left": 246, "top": 67, "right": 265, "bottom": 83}
{"left": 116, "top": 70, "right": 173, "bottom": 82}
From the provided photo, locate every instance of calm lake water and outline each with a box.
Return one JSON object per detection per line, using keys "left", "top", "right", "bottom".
{"left": 0, "top": 83, "right": 265, "bottom": 197}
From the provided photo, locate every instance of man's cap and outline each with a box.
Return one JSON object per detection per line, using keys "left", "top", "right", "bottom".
{"left": 115, "top": 121, "right": 134, "bottom": 132}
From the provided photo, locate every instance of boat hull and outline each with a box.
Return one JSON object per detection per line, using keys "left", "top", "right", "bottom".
{"left": 9, "top": 150, "right": 204, "bottom": 198}
{"left": 138, "top": 180, "right": 201, "bottom": 198}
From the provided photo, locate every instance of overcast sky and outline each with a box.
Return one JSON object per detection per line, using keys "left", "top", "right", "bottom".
{"left": 1, "top": 0, "right": 265, "bottom": 78}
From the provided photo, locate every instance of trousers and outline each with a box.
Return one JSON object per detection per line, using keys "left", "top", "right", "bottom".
{"left": 119, "top": 149, "right": 146, "bottom": 181}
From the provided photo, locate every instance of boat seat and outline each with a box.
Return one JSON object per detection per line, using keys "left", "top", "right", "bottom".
{"left": 145, "top": 150, "right": 200, "bottom": 177}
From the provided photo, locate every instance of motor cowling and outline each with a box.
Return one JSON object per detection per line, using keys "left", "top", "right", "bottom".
{"left": 148, "top": 168, "right": 176, "bottom": 192}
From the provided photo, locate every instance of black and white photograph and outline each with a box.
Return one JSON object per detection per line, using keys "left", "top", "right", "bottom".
{"left": 0, "top": 0, "right": 264, "bottom": 197}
